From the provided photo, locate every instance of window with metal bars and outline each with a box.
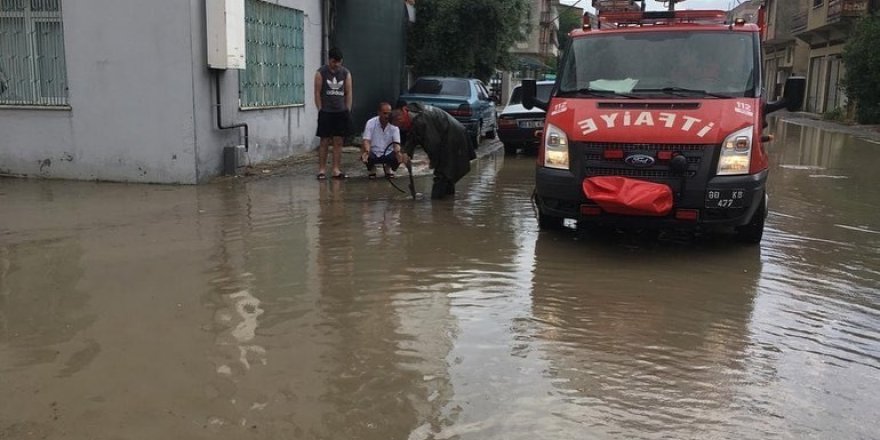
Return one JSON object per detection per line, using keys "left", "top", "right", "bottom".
{"left": 0, "top": 0, "right": 68, "bottom": 106}
{"left": 239, "top": 0, "right": 305, "bottom": 109}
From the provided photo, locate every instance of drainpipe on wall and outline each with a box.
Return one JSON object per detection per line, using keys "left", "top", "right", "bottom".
{"left": 213, "top": 69, "right": 249, "bottom": 175}
{"left": 321, "top": 0, "right": 330, "bottom": 64}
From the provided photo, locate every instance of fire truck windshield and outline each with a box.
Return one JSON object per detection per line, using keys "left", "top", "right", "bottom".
{"left": 558, "top": 31, "right": 758, "bottom": 98}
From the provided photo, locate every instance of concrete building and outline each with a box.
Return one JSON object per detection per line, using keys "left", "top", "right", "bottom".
{"left": 513, "top": 0, "right": 562, "bottom": 63}
{"left": 786, "top": 0, "right": 878, "bottom": 114}
{"left": 497, "top": 0, "right": 565, "bottom": 103}
{"left": 728, "top": 0, "right": 762, "bottom": 23}
{"left": 761, "top": 0, "right": 811, "bottom": 101}
{"left": 0, "top": 0, "right": 409, "bottom": 184}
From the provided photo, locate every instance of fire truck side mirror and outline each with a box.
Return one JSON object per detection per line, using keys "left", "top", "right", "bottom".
{"left": 521, "top": 79, "right": 548, "bottom": 111}
{"left": 766, "top": 76, "right": 805, "bottom": 114}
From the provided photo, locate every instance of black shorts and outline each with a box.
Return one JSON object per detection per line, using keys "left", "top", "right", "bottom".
{"left": 316, "top": 110, "right": 352, "bottom": 138}
{"left": 365, "top": 151, "right": 400, "bottom": 171}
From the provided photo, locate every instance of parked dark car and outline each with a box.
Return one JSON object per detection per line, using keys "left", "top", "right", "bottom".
{"left": 497, "top": 80, "right": 555, "bottom": 155}
{"left": 397, "top": 77, "right": 497, "bottom": 149}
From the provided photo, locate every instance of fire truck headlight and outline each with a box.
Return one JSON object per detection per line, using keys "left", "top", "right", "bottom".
{"left": 717, "top": 126, "right": 753, "bottom": 176}
{"left": 543, "top": 123, "right": 569, "bottom": 169}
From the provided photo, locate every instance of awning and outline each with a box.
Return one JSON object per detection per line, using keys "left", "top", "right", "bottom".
{"left": 516, "top": 55, "right": 551, "bottom": 70}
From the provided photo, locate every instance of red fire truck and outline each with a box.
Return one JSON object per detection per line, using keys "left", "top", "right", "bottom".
{"left": 523, "top": 3, "right": 805, "bottom": 243}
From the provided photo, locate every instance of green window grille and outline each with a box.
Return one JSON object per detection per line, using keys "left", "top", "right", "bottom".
{"left": 239, "top": 0, "right": 305, "bottom": 109}
{"left": 0, "top": 0, "right": 68, "bottom": 106}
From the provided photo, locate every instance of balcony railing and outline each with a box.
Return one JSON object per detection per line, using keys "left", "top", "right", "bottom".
{"left": 828, "top": 0, "right": 842, "bottom": 20}
{"left": 825, "top": 0, "right": 867, "bottom": 23}
{"left": 841, "top": 0, "right": 869, "bottom": 16}
{"left": 791, "top": 10, "right": 808, "bottom": 33}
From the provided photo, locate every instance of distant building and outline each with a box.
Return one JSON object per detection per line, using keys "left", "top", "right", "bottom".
{"left": 728, "top": 0, "right": 762, "bottom": 23}
{"left": 761, "top": 0, "right": 812, "bottom": 101}
{"left": 497, "top": 0, "right": 566, "bottom": 102}
{"left": 772, "top": 0, "right": 879, "bottom": 114}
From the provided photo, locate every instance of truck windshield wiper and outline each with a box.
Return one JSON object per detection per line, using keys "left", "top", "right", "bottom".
{"left": 632, "top": 87, "right": 732, "bottom": 99}
{"left": 575, "top": 88, "right": 642, "bottom": 99}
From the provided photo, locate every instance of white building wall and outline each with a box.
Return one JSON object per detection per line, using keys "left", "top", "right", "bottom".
{"left": 0, "top": 0, "right": 322, "bottom": 184}
{"left": 191, "top": 0, "right": 323, "bottom": 183}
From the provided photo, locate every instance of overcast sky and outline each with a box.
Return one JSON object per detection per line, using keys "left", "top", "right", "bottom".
{"left": 559, "top": 0, "right": 742, "bottom": 14}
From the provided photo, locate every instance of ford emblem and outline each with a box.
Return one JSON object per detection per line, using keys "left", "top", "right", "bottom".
{"left": 625, "top": 154, "right": 655, "bottom": 168}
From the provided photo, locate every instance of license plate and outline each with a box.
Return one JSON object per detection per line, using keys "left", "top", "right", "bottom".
{"left": 518, "top": 120, "right": 544, "bottom": 129}
{"left": 705, "top": 189, "right": 745, "bottom": 208}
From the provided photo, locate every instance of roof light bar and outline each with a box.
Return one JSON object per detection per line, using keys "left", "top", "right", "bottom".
{"left": 598, "top": 9, "right": 727, "bottom": 26}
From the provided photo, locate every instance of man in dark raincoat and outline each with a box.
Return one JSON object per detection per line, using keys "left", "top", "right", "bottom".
{"left": 393, "top": 102, "right": 473, "bottom": 200}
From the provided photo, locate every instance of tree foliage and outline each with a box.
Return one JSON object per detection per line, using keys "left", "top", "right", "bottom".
{"left": 407, "top": 0, "right": 530, "bottom": 82}
{"left": 841, "top": 14, "right": 880, "bottom": 124}
{"left": 556, "top": 6, "right": 583, "bottom": 53}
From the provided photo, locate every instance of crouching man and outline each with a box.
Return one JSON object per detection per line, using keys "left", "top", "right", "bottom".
{"left": 361, "top": 102, "right": 402, "bottom": 179}
{"left": 392, "top": 102, "right": 472, "bottom": 200}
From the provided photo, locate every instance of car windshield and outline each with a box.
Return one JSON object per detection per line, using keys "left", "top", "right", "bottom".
{"left": 409, "top": 78, "right": 470, "bottom": 96}
{"left": 509, "top": 83, "right": 554, "bottom": 105}
{"left": 558, "top": 31, "right": 757, "bottom": 98}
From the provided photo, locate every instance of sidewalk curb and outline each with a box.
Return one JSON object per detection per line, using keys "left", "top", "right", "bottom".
{"left": 773, "top": 111, "right": 880, "bottom": 143}
{"left": 218, "top": 139, "right": 504, "bottom": 183}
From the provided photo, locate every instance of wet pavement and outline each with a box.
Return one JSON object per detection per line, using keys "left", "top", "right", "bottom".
{"left": 1, "top": 119, "right": 878, "bottom": 439}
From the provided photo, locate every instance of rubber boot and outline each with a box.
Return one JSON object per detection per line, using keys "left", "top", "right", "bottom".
{"left": 431, "top": 176, "right": 449, "bottom": 200}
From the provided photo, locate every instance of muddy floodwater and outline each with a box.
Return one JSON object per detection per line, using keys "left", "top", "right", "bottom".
{"left": 1, "top": 119, "right": 878, "bottom": 439}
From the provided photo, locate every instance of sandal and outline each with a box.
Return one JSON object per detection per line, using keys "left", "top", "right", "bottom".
{"left": 316, "top": 172, "right": 327, "bottom": 180}
{"left": 332, "top": 172, "right": 348, "bottom": 179}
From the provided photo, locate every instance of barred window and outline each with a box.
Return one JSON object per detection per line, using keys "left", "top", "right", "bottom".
{"left": 239, "top": 0, "right": 305, "bottom": 109}
{"left": 0, "top": 0, "right": 68, "bottom": 106}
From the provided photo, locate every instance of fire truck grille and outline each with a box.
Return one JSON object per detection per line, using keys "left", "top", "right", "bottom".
{"left": 584, "top": 167, "right": 698, "bottom": 178}
{"left": 580, "top": 142, "right": 715, "bottom": 179}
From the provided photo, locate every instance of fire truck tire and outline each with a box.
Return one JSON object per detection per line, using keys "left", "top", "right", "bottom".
{"left": 538, "top": 209, "right": 564, "bottom": 231}
{"left": 736, "top": 197, "right": 766, "bottom": 244}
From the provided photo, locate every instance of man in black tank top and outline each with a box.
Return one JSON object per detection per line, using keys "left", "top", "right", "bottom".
{"left": 314, "top": 47, "right": 353, "bottom": 179}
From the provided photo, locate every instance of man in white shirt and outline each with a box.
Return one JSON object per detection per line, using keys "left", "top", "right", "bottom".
{"left": 361, "top": 102, "right": 403, "bottom": 178}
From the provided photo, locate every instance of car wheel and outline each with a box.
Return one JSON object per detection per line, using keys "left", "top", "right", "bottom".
{"left": 503, "top": 143, "right": 518, "bottom": 156}
{"left": 486, "top": 113, "right": 497, "bottom": 139}
{"left": 486, "top": 120, "right": 497, "bottom": 139}
{"left": 735, "top": 196, "right": 766, "bottom": 244}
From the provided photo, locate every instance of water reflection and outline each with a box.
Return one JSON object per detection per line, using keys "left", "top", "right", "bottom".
{"left": 767, "top": 118, "right": 880, "bottom": 232}
{"left": 0, "top": 238, "right": 94, "bottom": 370}
{"left": 770, "top": 117, "right": 847, "bottom": 170}
{"left": 0, "top": 128, "right": 877, "bottom": 439}
{"left": 527, "top": 235, "right": 766, "bottom": 438}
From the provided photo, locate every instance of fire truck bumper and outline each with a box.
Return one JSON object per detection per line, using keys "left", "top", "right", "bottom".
{"left": 534, "top": 167, "right": 768, "bottom": 230}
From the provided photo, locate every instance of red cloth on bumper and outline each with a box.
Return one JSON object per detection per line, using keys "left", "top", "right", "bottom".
{"left": 582, "top": 176, "right": 673, "bottom": 216}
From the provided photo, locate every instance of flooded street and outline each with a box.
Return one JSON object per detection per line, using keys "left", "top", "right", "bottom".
{"left": 1, "top": 119, "right": 878, "bottom": 439}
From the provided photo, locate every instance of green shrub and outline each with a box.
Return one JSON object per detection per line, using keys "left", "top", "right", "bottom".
{"left": 822, "top": 107, "right": 846, "bottom": 122}
{"left": 842, "top": 14, "right": 880, "bottom": 124}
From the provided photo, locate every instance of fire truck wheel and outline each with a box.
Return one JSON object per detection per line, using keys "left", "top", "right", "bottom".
{"left": 735, "top": 197, "right": 766, "bottom": 244}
